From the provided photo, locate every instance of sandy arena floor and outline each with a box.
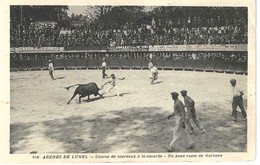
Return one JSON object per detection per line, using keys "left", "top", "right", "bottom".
{"left": 10, "top": 70, "right": 247, "bottom": 153}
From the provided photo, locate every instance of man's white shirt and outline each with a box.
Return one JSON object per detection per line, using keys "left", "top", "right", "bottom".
{"left": 49, "top": 63, "right": 54, "bottom": 70}
{"left": 151, "top": 66, "right": 157, "bottom": 73}
{"left": 102, "top": 62, "right": 106, "bottom": 67}
{"left": 231, "top": 86, "right": 243, "bottom": 97}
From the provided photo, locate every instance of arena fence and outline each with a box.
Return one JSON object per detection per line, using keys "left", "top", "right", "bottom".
{"left": 10, "top": 58, "right": 247, "bottom": 75}
{"left": 10, "top": 44, "right": 248, "bottom": 75}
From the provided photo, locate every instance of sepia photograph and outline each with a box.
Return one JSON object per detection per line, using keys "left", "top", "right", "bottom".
{"left": 0, "top": 0, "right": 256, "bottom": 163}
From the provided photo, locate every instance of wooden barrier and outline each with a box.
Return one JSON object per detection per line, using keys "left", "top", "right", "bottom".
{"left": 10, "top": 57, "right": 248, "bottom": 75}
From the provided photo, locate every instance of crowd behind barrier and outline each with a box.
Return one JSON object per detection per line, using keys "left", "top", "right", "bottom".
{"left": 10, "top": 23, "right": 247, "bottom": 48}
{"left": 10, "top": 8, "right": 247, "bottom": 48}
{"left": 10, "top": 51, "right": 247, "bottom": 74}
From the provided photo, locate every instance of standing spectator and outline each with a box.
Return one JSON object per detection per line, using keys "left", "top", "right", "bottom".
{"left": 167, "top": 92, "right": 195, "bottom": 152}
{"left": 192, "top": 53, "right": 197, "bottom": 60}
{"left": 101, "top": 57, "right": 108, "bottom": 79}
{"left": 48, "top": 60, "right": 54, "bottom": 80}
{"left": 230, "top": 79, "right": 247, "bottom": 121}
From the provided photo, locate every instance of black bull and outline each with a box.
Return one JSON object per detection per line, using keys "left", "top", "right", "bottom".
{"left": 65, "top": 82, "right": 104, "bottom": 104}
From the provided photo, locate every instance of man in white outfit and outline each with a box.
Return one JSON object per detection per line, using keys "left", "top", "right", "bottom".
{"left": 101, "top": 74, "right": 125, "bottom": 97}
{"left": 167, "top": 92, "right": 195, "bottom": 152}
{"left": 48, "top": 60, "right": 54, "bottom": 80}
{"left": 150, "top": 64, "right": 158, "bottom": 84}
{"left": 148, "top": 60, "right": 153, "bottom": 78}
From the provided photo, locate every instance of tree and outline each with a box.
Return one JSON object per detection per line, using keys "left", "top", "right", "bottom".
{"left": 83, "top": 6, "right": 112, "bottom": 22}
{"left": 10, "top": 5, "right": 69, "bottom": 24}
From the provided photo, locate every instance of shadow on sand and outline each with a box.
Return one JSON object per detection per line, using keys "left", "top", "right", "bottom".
{"left": 10, "top": 102, "right": 247, "bottom": 153}
{"left": 10, "top": 123, "right": 35, "bottom": 154}
{"left": 54, "top": 77, "right": 65, "bottom": 80}
{"left": 104, "top": 92, "right": 131, "bottom": 98}
{"left": 81, "top": 92, "right": 131, "bottom": 103}
{"left": 153, "top": 81, "right": 163, "bottom": 85}
{"left": 82, "top": 96, "right": 104, "bottom": 102}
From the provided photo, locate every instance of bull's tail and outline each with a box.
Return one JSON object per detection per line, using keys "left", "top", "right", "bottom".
{"left": 64, "top": 84, "right": 81, "bottom": 91}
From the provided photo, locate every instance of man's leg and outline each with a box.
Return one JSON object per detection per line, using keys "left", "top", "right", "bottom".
{"left": 168, "top": 116, "right": 182, "bottom": 151}
{"left": 154, "top": 74, "right": 158, "bottom": 80}
{"left": 232, "top": 99, "right": 238, "bottom": 121}
{"left": 151, "top": 74, "right": 155, "bottom": 84}
{"left": 185, "top": 110, "right": 194, "bottom": 133}
{"left": 190, "top": 109, "right": 203, "bottom": 131}
{"left": 51, "top": 71, "right": 54, "bottom": 79}
{"left": 182, "top": 126, "right": 195, "bottom": 149}
{"left": 148, "top": 70, "right": 152, "bottom": 78}
{"left": 238, "top": 98, "right": 247, "bottom": 118}
{"left": 185, "top": 119, "right": 194, "bottom": 133}
{"left": 103, "top": 85, "right": 114, "bottom": 96}
{"left": 192, "top": 117, "right": 202, "bottom": 130}
{"left": 192, "top": 117, "right": 205, "bottom": 133}
{"left": 102, "top": 68, "right": 105, "bottom": 78}
{"left": 114, "top": 86, "right": 120, "bottom": 97}
{"left": 49, "top": 70, "right": 54, "bottom": 80}
{"left": 104, "top": 68, "right": 107, "bottom": 78}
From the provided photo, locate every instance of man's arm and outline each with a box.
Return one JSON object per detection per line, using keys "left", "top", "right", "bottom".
{"left": 101, "top": 80, "right": 111, "bottom": 88}
{"left": 185, "top": 96, "right": 195, "bottom": 108}
{"left": 178, "top": 101, "right": 186, "bottom": 128}
{"left": 239, "top": 87, "right": 244, "bottom": 96}
{"left": 167, "top": 113, "right": 175, "bottom": 120}
{"left": 118, "top": 77, "right": 125, "bottom": 80}
{"left": 178, "top": 101, "right": 186, "bottom": 122}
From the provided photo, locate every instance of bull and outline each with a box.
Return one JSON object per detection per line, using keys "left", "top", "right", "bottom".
{"left": 65, "top": 82, "right": 104, "bottom": 104}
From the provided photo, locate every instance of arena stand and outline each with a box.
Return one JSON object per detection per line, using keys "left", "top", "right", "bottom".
{"left": 10, "top": 7, "right": 247, "bottom": 48}
{"left": 10, "top": 7, "right": 247, "bottom": 74}
{"left": 10, "top": 44, "right": 247, "bottom": 75}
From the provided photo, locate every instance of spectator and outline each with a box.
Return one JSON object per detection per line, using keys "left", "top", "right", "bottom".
{"left": 10, "top": 7, "right": 247, "bottom": 48}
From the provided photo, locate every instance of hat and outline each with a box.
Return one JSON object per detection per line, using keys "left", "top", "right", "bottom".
{"left": 180, "top": 90, "right": 187, "bottom": 95}
{"left": 171, "top": 92, "right": 179, "bottom": 99}
{"left": 48, "top": 60, "right": 51, "bottom": 62}
{"left": 230, "top": 79, "right": 236, "bottom": 83}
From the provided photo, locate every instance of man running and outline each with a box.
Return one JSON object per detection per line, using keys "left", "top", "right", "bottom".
{"left": 180, "top": 90, "right": 205, "bottom": 134}
{"left": 167, "top": 92, "right": 195, "bottom": 152}
{"left": 101, "top": 74, "right": 125, "bottom": 97}
{"left": 150, "top": 64, "right": 158, "bottom": 85}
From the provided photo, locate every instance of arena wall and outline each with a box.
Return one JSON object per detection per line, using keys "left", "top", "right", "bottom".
{"left": 10, "top": 44, "right": 248, "bottom": 75}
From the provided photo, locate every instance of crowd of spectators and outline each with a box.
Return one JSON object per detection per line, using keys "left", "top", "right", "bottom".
{"left": 10, "top": 22, "right": 247, "bottom": 48}
{"left": 10, "top": 52, "right": 247, "bottom": 64}
{"left": 10, "top": 7, "right": 248, "bottom": 48}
